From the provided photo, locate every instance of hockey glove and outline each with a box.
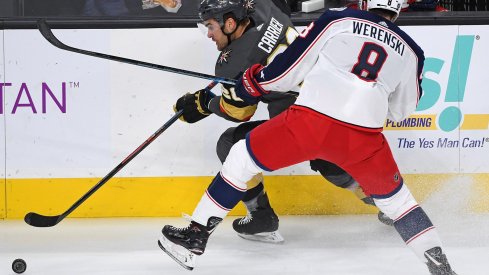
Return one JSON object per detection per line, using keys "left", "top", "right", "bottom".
{"left": 174, "top": 89, "right": 215, "bottom": 123}
{"left": 234, "top": 64, "right": 270, "bottom": 105}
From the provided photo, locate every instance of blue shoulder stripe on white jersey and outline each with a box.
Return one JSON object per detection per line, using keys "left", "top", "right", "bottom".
{"left": 256, "top": 8, "right": 424, "bottom": 97}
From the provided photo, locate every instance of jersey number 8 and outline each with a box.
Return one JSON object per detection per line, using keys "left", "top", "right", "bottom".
{"left": 351, "top": 42, "right": 387, "bottom": 82}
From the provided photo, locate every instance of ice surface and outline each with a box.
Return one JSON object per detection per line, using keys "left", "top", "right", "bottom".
{"left": 1, "top": 176, "right": 488, "bottom": 274}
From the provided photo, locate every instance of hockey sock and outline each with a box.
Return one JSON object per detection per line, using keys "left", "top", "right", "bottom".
{"left": 374, "top": 184, "right": 442, "bottom": 262}
{"left": 192, "top": 172, "right": 246, "bottom": 226}
{"left": 193, "top": 139, "right": 265, "bottom": 225}
{"left": 394, "top": 205, "right": 442, "bottom": 262}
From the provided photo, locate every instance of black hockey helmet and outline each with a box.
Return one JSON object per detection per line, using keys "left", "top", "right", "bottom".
{"left": 199, "top": 0, "right": 254, "bottom": 26}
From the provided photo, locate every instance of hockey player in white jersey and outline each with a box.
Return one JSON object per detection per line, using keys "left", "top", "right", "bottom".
{"left": 171, "top": 0, "right": 393, "bottom": 246}
{"left": 159, "top": 0, "right": 457, "bottom": 274}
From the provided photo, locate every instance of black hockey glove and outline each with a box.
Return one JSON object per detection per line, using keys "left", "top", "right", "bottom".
{"left": 235, "top": 64, "right": 270, "bottom": 105}
{"left": 174, "top": 89, "right": 215, "bottom": 123}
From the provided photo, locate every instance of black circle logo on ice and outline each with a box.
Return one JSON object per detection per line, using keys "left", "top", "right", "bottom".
{"left": 12, "top": 259, "right": 27, "bottom": 274}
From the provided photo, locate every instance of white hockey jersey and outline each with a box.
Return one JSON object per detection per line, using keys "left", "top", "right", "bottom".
{"left": 255, "top": 8, "right": 425, "bottom": 131}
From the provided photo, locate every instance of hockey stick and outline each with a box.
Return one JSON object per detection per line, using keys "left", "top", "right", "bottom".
{"left": 24, "top": 109, "right": 183, "bottom": 227}
{"left": 37, "top": 20, "right": 237, "bottom": 86}
{"left": 24, "top": 81, "right": 218, "bottom": 227}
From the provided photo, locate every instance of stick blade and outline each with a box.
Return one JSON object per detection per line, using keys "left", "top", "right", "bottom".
{"left": 24, "top": 212, "right": 61, "bottom": 227}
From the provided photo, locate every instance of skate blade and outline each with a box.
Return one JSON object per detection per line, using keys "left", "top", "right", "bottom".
{"left": 237, "top": 230, "right": 285, "bottom": 244}
{"left": 158, "top": 236, "right": 197, "bottom": 270}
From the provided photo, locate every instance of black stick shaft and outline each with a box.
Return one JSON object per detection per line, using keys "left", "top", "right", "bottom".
{"left": 59, "top": 109, "right": 184, "bottom": 221}
{"left": 25, "top": 108, "right": 185, "bottom": 227}
{"left": 25, "top": 81, "right": 218, "bottom": 227}
{"left": 25, "top": 81, "right": 217, "bottom": 227}
{"left": 37, "top": 20, "right": 237, "bottom": 86}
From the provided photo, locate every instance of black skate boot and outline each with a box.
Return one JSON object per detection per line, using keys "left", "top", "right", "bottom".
{"left": 158, "top": 216, "right": 222, "bottom": 270}
{"left": 362, "top": 197, "right": 394, "bottom": 226}
{"left": 424, "top": 247, "right": 458, "bottom": 275}
{"left": 232, "top": 193, "right": 284, "bottom": 243}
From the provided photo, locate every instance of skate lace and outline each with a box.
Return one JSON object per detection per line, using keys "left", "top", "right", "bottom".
{"left": 170, "top": 213, "right": 199, "bottom": 232}
{"left": 169, "top": 224, "right": 191, "bottom": 232}
{"left": 238, "top": 212, "right": 253, "bottom": 225}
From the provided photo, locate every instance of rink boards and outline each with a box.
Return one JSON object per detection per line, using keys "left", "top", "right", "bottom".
{"left": 3, "top": 174, "right": 489, "bottom": 218}
{"left": 1, "top": 26, "right": 488, "bottom": 218}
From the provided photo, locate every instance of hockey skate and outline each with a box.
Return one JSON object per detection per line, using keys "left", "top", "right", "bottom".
{"left": 362, "top": 197, "right": 394, "bottom": 226}
{"left": 158, "top": 217, "right": 222, "bottom": 270}
{"left": 377, "top": 211, "right": 394, "bottom": 226}
{"left": 232, "top": 193, "right": 284, "bottom": 243}
{"left": 424, "top": 247, "right": 458, "bottom": 275}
